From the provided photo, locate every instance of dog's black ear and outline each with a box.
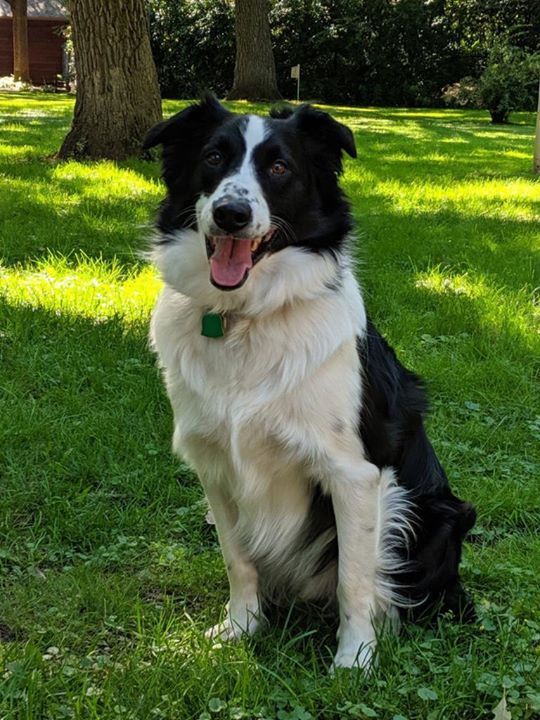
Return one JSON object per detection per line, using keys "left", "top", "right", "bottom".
{"left": 143, "top": 93, "right": 230, "bottom": 150}
{"left": 292, "top": 104, "right": 356, "bottom": 170}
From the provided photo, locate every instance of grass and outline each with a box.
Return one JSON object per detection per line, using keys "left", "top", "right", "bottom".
{"left": 0, "top": 92, "right": 538, "bottom": 720}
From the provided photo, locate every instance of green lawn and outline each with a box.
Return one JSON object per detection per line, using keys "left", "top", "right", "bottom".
{"left": 0, "top": 92, "right": 539, "bottom": 720}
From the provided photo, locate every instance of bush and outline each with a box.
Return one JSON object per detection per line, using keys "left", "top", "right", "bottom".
{"left": 477, "top": 40, "right": 539, "bottom": 123}
{"left": 442, "top": 77, "right": 481, "bottom": 108}
{"left": 442, "top": 41, "right": 539, "bottom": 123}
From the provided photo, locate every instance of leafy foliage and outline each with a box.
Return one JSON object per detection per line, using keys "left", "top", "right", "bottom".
{"left": 443, "top": 40, "right": 540, "bottom": 123}
{"left": 147, "top": 0, "right": 539, "bottom": 107}
{"left": 147, "top": 0, "right": 235, "bottom": 99}
{"left": 477, "top": 40, "right": 540, "bottom": 123}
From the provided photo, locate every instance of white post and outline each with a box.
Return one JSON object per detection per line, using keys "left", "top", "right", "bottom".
{"left": 290, "top": 64, "right": 300, "bottom": 102}
{"left": 534, "top": 79, "right": 540, "bottom": 174}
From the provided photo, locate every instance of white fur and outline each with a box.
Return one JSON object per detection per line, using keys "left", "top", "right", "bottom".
{"left": 198, "top": 116, "right": 271, "bottom": 238}
{"left": 150, "top": 214, "right": 412, "bottom": 668}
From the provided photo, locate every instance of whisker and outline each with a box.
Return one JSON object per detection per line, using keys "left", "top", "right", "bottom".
{"left": 175, "top": 206, "right": 198, "bottom": 229}
{"left": 270, "top": 214, "right": 297, "bottom": 245}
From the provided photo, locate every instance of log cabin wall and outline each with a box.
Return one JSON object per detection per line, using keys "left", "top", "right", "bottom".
{"left": 0, "top": 17, "right": 68, "bottom": 84}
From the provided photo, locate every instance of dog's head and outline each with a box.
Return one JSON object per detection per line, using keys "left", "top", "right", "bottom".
{"left": 144, "top": 95, "right": 356, "bottom": 298}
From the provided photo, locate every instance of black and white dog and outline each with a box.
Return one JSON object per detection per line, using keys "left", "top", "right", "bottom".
{"left": 144, "top": 95, "right": 476, "bottom": 669}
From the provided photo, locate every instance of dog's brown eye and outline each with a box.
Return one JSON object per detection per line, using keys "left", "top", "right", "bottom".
{"left": 206, "top": 151, "right": 223, "bottom": 166}
{"left": 270, "top": 160, "right": 288, "bottom": 176}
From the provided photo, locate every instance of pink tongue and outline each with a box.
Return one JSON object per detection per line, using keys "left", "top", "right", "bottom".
{"left": 209, "top": 236, "right": 253, "bottom": 287}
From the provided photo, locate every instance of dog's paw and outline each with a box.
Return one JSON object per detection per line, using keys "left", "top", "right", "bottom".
{"left": 205, "top": 619, "right": 246, "bottom": 642}
{"left": 205, "top": 613, "right": 261, "bottom": 643}
{"left": 331, "top": 642, "right": 374, "bottom": 672}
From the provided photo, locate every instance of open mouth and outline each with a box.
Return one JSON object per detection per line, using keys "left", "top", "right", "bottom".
{"left": 205, "top": 228, "right": 277, "bottom": 290}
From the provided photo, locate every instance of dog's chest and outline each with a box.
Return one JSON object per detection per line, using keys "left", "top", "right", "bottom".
{"left": 152, "top": 285, "right": 365, "bottom": 481}
{"left": 152, "top": 285, "right": 361, "bottom": 423}
{"left": 150, "top": 285, "right": 365, "bottom": 596}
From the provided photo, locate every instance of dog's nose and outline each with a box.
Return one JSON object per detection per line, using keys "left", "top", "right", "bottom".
{"left": 213, "top": 200, "right": 252, "bottom": 233}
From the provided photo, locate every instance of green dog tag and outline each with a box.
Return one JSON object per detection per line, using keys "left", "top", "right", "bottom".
{"left": 201, "top": 312, "right": 225, "bottom": 338}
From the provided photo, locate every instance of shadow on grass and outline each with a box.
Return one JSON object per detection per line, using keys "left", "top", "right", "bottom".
{"left": 0, "top": 298, "right": 176, "bottom": 543}
{"left": 0, "top": 157, "right": 162, "bottom": 268}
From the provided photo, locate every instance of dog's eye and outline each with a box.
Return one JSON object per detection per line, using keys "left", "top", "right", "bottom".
{"left": 205, "top": 151, "right": 223, "bottom": 166}
{"left": 270, "top": 160, "right": 288, "bottom": 176}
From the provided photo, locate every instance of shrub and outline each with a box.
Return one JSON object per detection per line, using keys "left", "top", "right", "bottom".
{"left": 442, "top": 77, "right": 481, "bottom": 108}
{"left": 477, "top": 40, "right": 539, "bottom": 123}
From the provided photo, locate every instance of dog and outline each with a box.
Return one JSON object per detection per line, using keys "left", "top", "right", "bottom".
{"left": 144, "top": 95, "right": 476, "bottom": 670}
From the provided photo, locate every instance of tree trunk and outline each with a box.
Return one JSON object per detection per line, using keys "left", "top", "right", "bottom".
{"left": 10, "top": 0, "right": 31, "bottom": 83}
{"left": 489, "top": 108, "right": 509, "bottom": 124}
{"left": 534, "top": 80, "right": 540, "bottom": 175}
{"left": 58, "top": 0, "right": 162, "bottom": 161}
{"left": 228, "top": 0, "right": 280, "bottom": 101}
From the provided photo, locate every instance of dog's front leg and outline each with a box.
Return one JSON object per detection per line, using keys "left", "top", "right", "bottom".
{"left": 327, "top": 458, "right": 383, "bottom": 670}
{"left": 202, "top": 481, "right": 263, "bottom": 641}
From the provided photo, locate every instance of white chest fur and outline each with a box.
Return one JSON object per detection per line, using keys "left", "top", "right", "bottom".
{"left": 150, "top": 263, "right": 366, "bottom": 456}
{"left": 149, "top": 245, "right": 369, "bottom": 598}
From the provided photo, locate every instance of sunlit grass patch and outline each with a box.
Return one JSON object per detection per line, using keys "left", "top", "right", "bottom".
{"left": 376, "top": 176, "right": 540, "bottom": 221}
{"left": 0, "top": 91, "right": 74, "bottom": 115}
{"left": 51, "top": 161, "right": 162, "bottom": 200}
{"left": 0, "top": 255, "right": 161, "bottom": 324}
{"left": 414, "top": 266, "right": 535, "bottom": 346}
{"left": 0, "top": 131, "right": 162, "bottom": 263}
{"left": 0, "top": 143, "right": 36, "bottom": 159}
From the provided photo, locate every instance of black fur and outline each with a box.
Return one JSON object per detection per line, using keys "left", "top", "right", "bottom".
{"left": 358, "top": 321, "right": 476, "bottom": 621}
{"left": 295, "top": 324, "right": 476, "bottom": 623}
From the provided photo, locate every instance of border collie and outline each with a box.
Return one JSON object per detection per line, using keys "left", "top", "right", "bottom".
{"left": 144, "top": 95, "right": 476, "bottom": 670}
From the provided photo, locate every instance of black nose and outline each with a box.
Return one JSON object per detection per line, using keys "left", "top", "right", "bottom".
{"left": 213, "top": 200, "right": 252, "bottom": 233}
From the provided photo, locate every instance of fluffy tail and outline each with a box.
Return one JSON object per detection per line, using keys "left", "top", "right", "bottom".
{"left": 374, "top": 467, "right": 417, "bottom": 614}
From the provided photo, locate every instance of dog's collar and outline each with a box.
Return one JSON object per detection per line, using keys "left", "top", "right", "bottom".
{"left": 201, "top": 311, "right": 227, "bottom": 338}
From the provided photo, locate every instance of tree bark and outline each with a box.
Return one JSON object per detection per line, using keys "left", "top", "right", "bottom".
{"left": 228, "top": 0, "right": 280, "bottom": 101}
{"left": 9, "top": 0, "right": 31, "bottom": 83}
{"left": 534, "top": 80, "right": 540, "bottom": 175}
{"left": 58, "top": 0, "right": 162, "bottom": 160}
{"left": 489, "top": 108, "right": 509, "bottom": 124}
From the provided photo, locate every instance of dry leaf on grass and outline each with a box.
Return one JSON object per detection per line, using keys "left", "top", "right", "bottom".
{"left": 492, "top": 696, "right": 511, "bottom": 720}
